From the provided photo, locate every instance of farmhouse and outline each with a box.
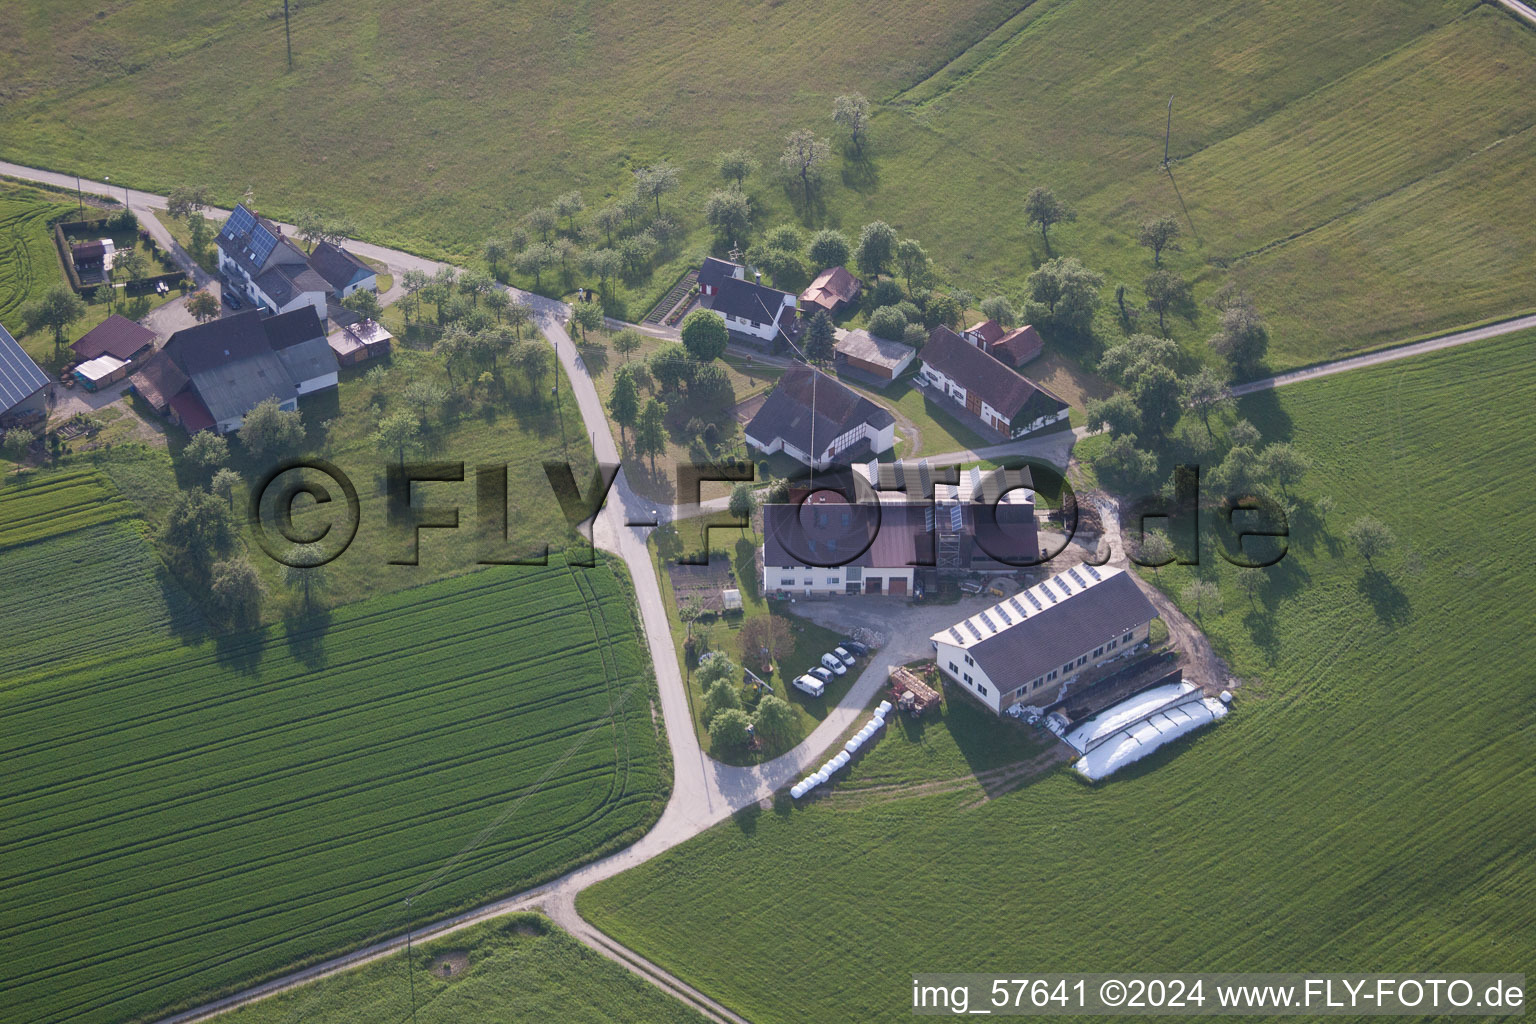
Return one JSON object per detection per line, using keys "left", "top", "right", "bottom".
{"left": 71, "top": 315, "right": 156, "bottom": 366}
{"left": 800, "top": 266, "right": 861, "bottom": 317}
{"left": 0, "top": 321, "right": 50, "bottom": 427}
{"left": 696, "top": 257, "right": 744, "bottom": 297}
{"left": 919, "top": 326, "right": 1068, "bottom": 438}
{"left": 930, "top": 564, "right": 1158, "bottom": 715}
{"left": 961, "top": 319, "right": 1045, "bottom": 367}
{"left": 744, "top": 364, "right": 894, "bottom": 468}
{"left": 129, "top": 308, "right": 337, "bottom": 434}
{"left": 832, "top": 327, "right": 915, "bottom": 383}
{"left": 308, "top": 241, "right": 377, "bottom": 298}
{"left": 215, "top": 204, "right": 329, "bottom": 319}
{"left": 708, "top": 275, "right": 798, "bottom": 344}
{"left": 760, "top": 463, "right": 1038, "bottom": 598}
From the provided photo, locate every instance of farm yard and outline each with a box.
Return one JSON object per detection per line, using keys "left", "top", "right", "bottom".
{"left": 578, "top": 330, "right": 1536, "bottom": 1023}
{"left": 3, "top": 1, "right": 1533, "bottom": 370}
{"left": 0, "top": 538, "right": 668, "bottom": 1024}
{"left": 222, "top": 913, "right": 706, "bottom": 1024}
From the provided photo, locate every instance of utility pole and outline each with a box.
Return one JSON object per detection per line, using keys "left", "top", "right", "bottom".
{"left": 75, "top": 174, "right": 84, "bottom": 218}
{"left": 284, "top": 0, "right": 293, "bottom": 71}
{"left": 1162, "top": 96, "right": 1174, "bottom": 170}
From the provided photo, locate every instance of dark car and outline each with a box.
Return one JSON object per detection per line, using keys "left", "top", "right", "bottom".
{"left": 840, "top": 639, "right": 869, "bottom": 657}
{"left": 223, "top": 290, "right": 241, "bottom": 309}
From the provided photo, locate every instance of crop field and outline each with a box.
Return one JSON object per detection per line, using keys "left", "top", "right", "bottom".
{"left": 0, "top": 466, "right": 132, "bottom": 548}
{"left": 4, "top": 1, "right": 1532, "bottom": 368}
{"left": 0, "top": 557, "right": 668, "bottom": 1024}
{"left": 579, "top": 331, "right": 1536, "bottom": 1022}
{"left": 223, "top": 913, "right": 705, "bottom": 1024}
{"left": 0, "top": 181, "right": 71, "bottom": 329}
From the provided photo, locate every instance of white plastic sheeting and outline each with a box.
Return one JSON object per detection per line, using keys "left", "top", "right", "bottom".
{"left": 1063, "top": 681, "right": 1228, "bottom": 781}
{"left": 791, "top": 706, "right": 891, "bottom": 798}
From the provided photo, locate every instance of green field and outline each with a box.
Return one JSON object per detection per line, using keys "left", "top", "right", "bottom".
{"left": 0, "top": 466, "right": 131, "bottom": 546}
{"left": 0, "top": 547, "right": 667, "bottom": 1024}
{"left": 579, "top": 331, "right": 1536, "bottom": 1022}
{"left": 222, "top": 913, "right": 705, "bottom": 1024}
{"left": 0, "top": 179, "right": 69, "bottom": 328}
{"left": 4, "top": 0, "right": 1532, "bottom": 368}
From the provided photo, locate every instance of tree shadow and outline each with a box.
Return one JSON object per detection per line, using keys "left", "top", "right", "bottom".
{"left": 780, "top": 182, "right": 829, "bottom": 227}
{"left": 731, "top": 801, "right": 762, "bottom": 836}
{"left": 212, "top": 629, "right": 264, "bottom": 673}
{"left": 1163, "top": 167, "right": 1202, "bottom": 246}
{"left": 1233, "top": 385, "right": 1294, "bottom": 443}
{"left": 839, "top": 151, "right": 879, "bottom": 194}
{"left": 577, "top": 341, "right": 609, "bottom": 377}
{"left": 281, "top": 604, "right": 333, "bottom": 669}
{"left": 1357, "top": 567, "right": 1411, "bottom": 627}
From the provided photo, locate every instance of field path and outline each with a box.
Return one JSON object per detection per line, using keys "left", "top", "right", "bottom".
{"left": 1, "top": 157, "right": 1530, "bottom": 1024}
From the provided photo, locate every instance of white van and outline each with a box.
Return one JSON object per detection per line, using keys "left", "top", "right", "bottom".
{"left": 793, "top": 674, "right": 826, "bottom": 697}
{"left": 820, "top": 653, "right": 848, "bottom": 675}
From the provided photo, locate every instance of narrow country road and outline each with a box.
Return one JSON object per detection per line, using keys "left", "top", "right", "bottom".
{"left": 3, "top": 157, "right": 1530, "bottom": 1024}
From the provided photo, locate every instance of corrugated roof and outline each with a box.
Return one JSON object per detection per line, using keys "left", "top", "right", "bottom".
{"left": 0, "top": 321, "right": 51, "bottom": 415}
{"left": 833, "top": 328, "right": 915, "bottom": 371}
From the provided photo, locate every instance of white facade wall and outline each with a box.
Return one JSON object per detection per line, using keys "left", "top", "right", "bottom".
{"left": 935, "top": 620, "right": 1152, "bottom": 715}
{"left": 933, "top": 642, "right": 1004, "bottom": 713}
{"left": 919, "top": 363, "right": 1066, "bottom": 438}
{"left": 293, "top": 371, "right": 339, "bottom": 396}
{"left": 762, "top": 562, "right": 915, "bottom": 597}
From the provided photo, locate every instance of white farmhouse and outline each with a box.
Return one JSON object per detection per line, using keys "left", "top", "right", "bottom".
{"left": 215, "top": 204, "right": 329, "bottom": 319}
{"left": 708, "top": 275, "right": 798, "bottom": 343}
{"left": 918, "top": 325, "right": 1069, "bottom": 438}
{"left": 930, "top": 564, "right": 1158, "bottom": 715}
{"left": 744, "top": 364, "right": 895, "bottom": 468}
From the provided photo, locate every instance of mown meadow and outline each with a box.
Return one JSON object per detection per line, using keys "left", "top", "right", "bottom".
{"left": 579, "top": 331, "right": 1536, "bottom": 1022}
{"left": 0, "top": 463, "right": 668, "bottom": 1024}
{"left": 4, "top": 1, "right": 1532, "bottom": 368}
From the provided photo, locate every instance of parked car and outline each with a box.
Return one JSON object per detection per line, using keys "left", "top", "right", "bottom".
{"left": 810, "top": 666, "right": 835, "bottom": 684}
{"left": 840, "top": 639, "right": 869, "bottom": 657}
{"left": 792, "top": 674, "right": 826, "bottom": 697}
{"left": 224, "top": 290, "right": 241, "bottom": 309}
{"left": 820, "top": 653, "right": 847, "bottom": 675}
{"left": 833, "top": 646, "right": 856, "bottom": 665}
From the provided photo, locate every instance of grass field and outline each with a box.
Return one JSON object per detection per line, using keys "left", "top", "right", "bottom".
{"left": 0, "top": 548, "right": 668, "bottom": 1024}
{"left": 222, "top": 913, "right": 705, "bottom": 1024}
{"left": 4, "top": 1, "right": 1532, "bottom": 369}
{"left": 578, "top": 330, "right": 1536, "bottom": 1022}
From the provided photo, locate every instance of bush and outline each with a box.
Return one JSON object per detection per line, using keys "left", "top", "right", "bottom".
{"left": 868, "top": 278, "right": 904, "bottom": 308}
{"left": 867, "top": 305, "right": 907, "bottom": 341}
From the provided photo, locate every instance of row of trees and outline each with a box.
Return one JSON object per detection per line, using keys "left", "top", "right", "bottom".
{"left": 697, "top": 654, "right": 796, "bottom": 750}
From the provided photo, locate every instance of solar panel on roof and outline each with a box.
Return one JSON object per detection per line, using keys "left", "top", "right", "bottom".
{"left": 950, "top": 504, "right": 963, "bottom": 531}
{"left": 1026, "top": 591, "right": 1043, "bottom": 610}
{"left": 980, "top": 611, "right": 998, "bottom": 631}
{"left": 949, "top": 628, "right": 964, "bottom": 644}
{"left": 1085, "top": 564, "right": 1103, "bottom": 580}
{"left": 1068, "top": 568, "right": 1088, "bottom": 588}
{"left": 964, "top": 621, "right": 983, "bottom": 641}
{"left": 225, "top": 205, "right": 256, "bottom": 240}
{"left": 996, "top": 606, "right": 1013, "bottom": 625}
{"left": 1008, "top": 597, "right": 1027, "bottom": 617}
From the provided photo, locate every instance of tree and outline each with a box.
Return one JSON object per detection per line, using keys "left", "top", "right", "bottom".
{"left": 524, "top": 205, "right": 557, "bottom": 242}
{"left": 1131, "top": 363, "right": 1184, "bottom": 439}
{"left": 696, "top": 654, "right": 739, "bottom": 691}
{"left": 483, "top": 238, "right": 508, "bottom": 277}
{"left": 867, "top": 305, "right": 907, "bottom": 341}
{"left": 210, "top": 467, "right": 242, "bottom": 509}
{"left": 401, "top": 268, "right": 428, "bottom": 322}
{"left": 832, "top": 93, "right": 872, "bottom": 154}
{"left": 183, "top": 430, "right": 229, "bottom": 472}
{"left": 23, "top": 285, "right": 87, "bottom": 348}
{"left": 1182, "top": 579, "right": 1221, "bottom": 620}
{"left": 115, "top": 248, "right": 147, "bottom": 289}
{"left": 1237, "top": 568, "right": 1264, "bottom": 607}
{"left": 2, "top": 427, "right": 32, "bottom": 470}
{"left": 585, "top": 248, "right": 622, "bottom": 294}
{"left": 702, "top": 679, "right": 742, "bottom": 730}
{"left": 571, "top": 301, "right": 604, "bottom": 340}
{"left": 515, "top": 343, "right": 551, "bottom": 397}
{"left": 607, "top": 366, "right": 640, "bottom": 447}
{"left": 635, "top": 398, "right": 668, "bottom": 473}
{"left": 593, "top": 203, "right": 625, "bottom": 245}
{"left": 717, "top": 149, "right": 758, "bottom": 189}
{"left": 728, "top": 482, "right": 758, "bottom": 530}
{"left": 779, "top": 128, "right": 831, "bottom": 203}
{"left": 188, "top": 213, "right": 213, "bottom": 263}
{"left": 1024, "top": 185, "right": 1074, "bottom": 253}
{"left": 980, "top": 295, "right": 1016, "bottom": 326}
{"left": 1025, "top": 257, "right": 1102, "bottom": 334}
{"left": 1137, "top": 214, "right": 1181, "bottom": 266}
{"left": 160, "top": 487, "right": 234, "bottom": 580}
{"left": 514, "top": 243, "right": 557, "bottom": 290}
{"left": 804, "top": 309, "right": 836, "bottom": 364}
{"left": 1347, "top": 516, "right": 1395, "bottom": 567}
{"left": 648, "top": 344, "right": 695, "bottom": 391}
{"left": 166, "top": 186, "right": 211, "bottom": 220}
{"left": 1138, "top": 529, "right": 1175, "bottom": 576}
{"left": 1260, "top": 442, "right": 1310, "bottom": 498}
{"left": 239, "top": 398, "right": 306, "bottom": 459}
{"left": 1228, "top": 418, "right": 1262, "bottom": 450}
{"left": 635, "top": 162, "right": 681, "bottom": 216}
{"left": 1084, "top": 392, "right": 1142, "bottom": 437}
{"left": 704, "top": 188, "right": 751, "bottom": 239}
{"left": 855, "top": 221, "right": 897, "bottom": 279}
{"left": 553, "top": 191, "right": 584, "bottom": 232}
{"left": 807, "top": 228, "right": 851, "bottom": 272}
{"left": 1209, "top": 303, "right": 1270, "bottom": 374}
{"left": 613, "top": 327, "right": 644, "bottom": 362}
{"left": 894, "top": 238, "right": 930, "bottom": 294}
{"left": 341, "top": 288, "right": 382, "bottom": 322}
{"left": 373, "top": 410, "right": 421, "bottom": 464}
{"left": 282, "top": 543, "right": 329, "bottom": 610}
{"left": 187, "top": 290, "right": 221, "bottom": 323}
{"left": 738, "top": 614, "right": 793, "bottom": 672}
{"left": 680, "top": 309, "right": 729, "bottom": 363}
{"left": 753, "top": 695, "right": 794, "bottom": 747}
{"left": 1093, "top": 434, "right": 1158, "bottom": 491}
{"left": 689, "top": 362, "right": 735, "bottom": 416}
{"left": 1142, "top": 269, "right": 1192, "bottom": 335}
{"left": 295, "top": 209, "right": 325, "bottom": 251}
{"left": 209, "top": 556, "right": 264, "bottom": 627}
{"left": 923, "top": 293, "right": 963, "bottom": 330}
{"left": 708, "top": 707, "right": 753, "bottom": 748}
{"left": 679, "top": 598, "right": 703, "bottom": 641}
{"left": 1183, "top": 366, "right": 1233, "bottom": 436}
{"left": 483, "top": 288, "right": 509, "bottom": 323}
{"left": 1211, "top": 444, "right": 1260, "bottom": 497}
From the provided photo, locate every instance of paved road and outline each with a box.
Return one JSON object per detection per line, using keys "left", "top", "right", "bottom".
{"left": 5, "top": 157, "right": 1532, "bottom": 1022}
{"left": 1497, "top": 0, "right": 1536, "bottom": 27}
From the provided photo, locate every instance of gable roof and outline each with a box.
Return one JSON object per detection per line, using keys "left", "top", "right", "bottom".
{"left": 966, "top": 319, "right": 1006, "bottom": 345}
{"left": 922, "top": 326, "right": 1067, "bottom": 424}
{"left": 745, "top": 364, "right": 893, "bottom": 458}
{"left": 254, "top": 260, "right": 329, "bottom": 308}
{"left": 697, "top": 257, "right": 743, "bottom": 292}
{"left": 216, "top": 204, "right": 286, "bottom": 273}
{"left": 992, "top": 324, "right": 1044, "bottom": 366}
{"left": 933, "top": 565, "right": 1158, "bottom": 685}
{"left": 801, "top": 266, "right": 861, "bottom": 309}
{"left": 833, "top": 328, "right": 914, "bottom": 372}
{"left": 0, "top": 321, "right": 50, "bottom": 414}
{"left": 71, "top": 314, "right": 157, "bottom": 361}
{"left": 168, "top": 390, "right": 216, "bottom": 434}
{"left": 308, "top": 241, "right": 374, "bottom": 292}
{"left": 261, "top": 307, "right": 325, "bottom": 351}
{"left": 165, "top": 311, "right": 292, "bottom": 425}
{"left": 263, "top": 307, "right": 337, "bottom": 385}
{"left": 711, "top": 275, "right": 794, "bottom": 326}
